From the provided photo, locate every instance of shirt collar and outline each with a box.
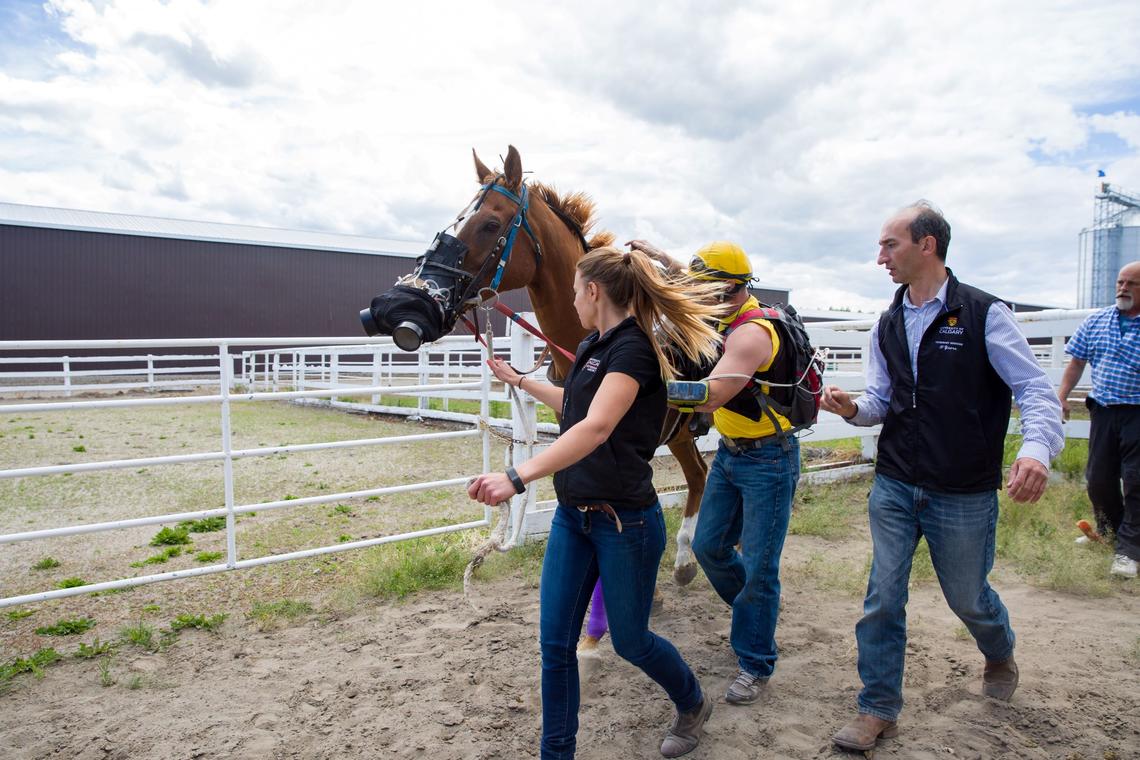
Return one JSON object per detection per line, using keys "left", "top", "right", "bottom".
{"left": 903, "top": 276, "right": 949, "bottom": 310}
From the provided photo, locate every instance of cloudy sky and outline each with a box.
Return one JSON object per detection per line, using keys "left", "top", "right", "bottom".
{"left": 2, "top": 0, "right": 1139, "bottom": 310}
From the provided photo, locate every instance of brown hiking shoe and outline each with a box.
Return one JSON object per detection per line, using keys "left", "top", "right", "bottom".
{"left": 832, "top": 713, "right": 898, "bottom": 751}
{"left": 983, "top": 656, "right": 1019, "bottom": 701}
{"left": 660, "top": 693, "right": 713, "bottom": 758}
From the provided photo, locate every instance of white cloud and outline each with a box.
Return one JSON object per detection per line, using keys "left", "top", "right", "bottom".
{"left": 1, "top": 0, "right": 1138, "bottom": 311}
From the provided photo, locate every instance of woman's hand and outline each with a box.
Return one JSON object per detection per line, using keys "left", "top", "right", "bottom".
{"left": 486, "top": 357, "right": 522, "bottom": 388}
{"left": 467, "top": 472, "right": 518, "bottom": 505}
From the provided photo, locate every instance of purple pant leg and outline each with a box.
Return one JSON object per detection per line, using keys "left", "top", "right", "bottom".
{"left": 585, "top": 578, "right": 608, "bottom": 640}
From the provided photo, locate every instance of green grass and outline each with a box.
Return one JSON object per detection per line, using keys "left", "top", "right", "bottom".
{"left": 119, "top": 620, "right": 157, "bottom": 651}
{"left": 31, "top": 556, "right": 61, "bottom": 570}
{"left": 0, "top": 648, "right": 62, "bottom": 692}
{"left": 6, "top": 609, "right": 35, "bottom": 622}
{"left": 194, "top": 551, "right": 224, "bottom": 563}
{"left": 98, "top": 657, "right": 115, "bottom": 687}
{"left": 178, "top": 516, "right": 226, "bottom": 533}
{"left": 56, "top": 577, "right": 87, "bottom": 589}
{"left": 795, "top": 551, "right": 871, "bottom": 595}
{"left": 130, "top": 546, "right": 183, "bottom": 567}
{"left": 149, "top": 526, "right": 192, "bottom": 546}
{"left": 789, "top": 480, "right": 868, "bottom": 539}
{"left": 170, "top": 613, "right": 227, "bottom": 633}
{"left": 996, "top": 479, "right": 1118, "bottom": 597}
{"left": 248, "top": 599, "right": 313, "bottom": 631}
{"left": 34, "top": 617, "right": 96, "bottom": 636}
{"left": 75, "top": 638, "right": 116, "bottom": 658}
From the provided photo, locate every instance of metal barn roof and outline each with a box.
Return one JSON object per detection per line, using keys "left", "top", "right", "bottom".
{"left": 0, "top": 201, "right": 426, "bottom": 257}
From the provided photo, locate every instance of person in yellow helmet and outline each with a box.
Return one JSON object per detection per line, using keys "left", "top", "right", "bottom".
{"left": 629, "top": 238, "right": 801, "bottom": 707}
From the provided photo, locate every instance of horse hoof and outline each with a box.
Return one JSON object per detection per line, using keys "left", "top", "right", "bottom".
{"left": 578, "top": 643, "right": 603, "bottom": 685}
{"left": 673, "top": 563, "right": 698, "bottom": 586}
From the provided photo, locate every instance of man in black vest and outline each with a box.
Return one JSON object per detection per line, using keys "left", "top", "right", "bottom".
{"left": 820, "top": 201, "right": 1064, "bottom": 752}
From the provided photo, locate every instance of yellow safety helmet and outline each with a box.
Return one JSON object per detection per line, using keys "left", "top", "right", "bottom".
{"left": 689, "top": 241, "right": 753, "bottom": 284}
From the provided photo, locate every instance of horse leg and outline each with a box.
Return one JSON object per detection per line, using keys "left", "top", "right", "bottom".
{"left": 577, "top": 580, "right": 607, "bottom": 684}
{"left": 667, "top": 426, "right": 708, "bottom": 586}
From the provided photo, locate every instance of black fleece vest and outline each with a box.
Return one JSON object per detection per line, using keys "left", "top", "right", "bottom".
{"left": 875, "top": 271, "right": 1012, "bottom": 493}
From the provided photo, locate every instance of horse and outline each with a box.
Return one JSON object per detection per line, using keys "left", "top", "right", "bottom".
{"left": 362, "top": 144, "right": 711, "bottom": 590}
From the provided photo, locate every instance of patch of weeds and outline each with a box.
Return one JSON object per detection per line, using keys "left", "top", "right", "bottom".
{"left": 56, "top": 577, "right": 87, "bottom": 589}
{"left": 149, "top": 526, "right": 192, "bottom": 546}
{"left": 126, "top": 674, "right": 145, "bottom": 690}
{"left": 6, "top": 609, "right": 35, "bottom": 622}
{"left": 178, "top": 516, "right": 226, "bottom": 533}
{"left": 794, "top": 552, "right": 870, "bottom": 596}
{"left": 332, "top": 504, "right": 353, "bottom": 516}
{"left": 98, "top": 657, "right": 115, "bottom": 687}
{"left": 366, "top": 496, "right": 380, "bottom": 502}
{"left": 248, "top": 599, "right": 313, "bottom": 631}
{"left": 72, "top": 445, "right": 87, "bottom": 453}
{"left": 790, "top": 480, "right": 868, "bottom": 539}
{"left": 119, "top": 620, "right": 157, "bottom": 651}
{"left": 142, "top": 604, "right": 161, "bottom": 613}
{"left": 353, "top": 532, "right": 473, "bottom": 601}
{"left": 997, "top": 479, "right": 1115, "bottom": 597}
{"left": 75, "top": 638, "right": 116, "bottom": 659}
{"left": 170, "top": 613, "right": 226, "bottom": 633}
{"left": 282, "top": 494, "right": 298, "bottom": 501}
{"left": 194, "top": 551, "right": 224, "bottom": 563}
{"left": 952, "top": 624, "right": 971, "bottom": 641}
{"left": 0, "top": 648, "right": 62, "bottom": 687}
{"left": 338, "top": 534, "right": 352, "bottom": 543}
{"left": 31, "top": 556, "right": 61, "bottom": 570}
{"left": 35, "top": 617, "right": 96, "bottom": 636}
{"left": 130, "top": 546, "right": 183, "bottom": 567}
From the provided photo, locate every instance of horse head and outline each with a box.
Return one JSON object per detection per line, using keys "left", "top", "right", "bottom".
{"left": 361, "top": 144, "right": 544, "bottom": 351}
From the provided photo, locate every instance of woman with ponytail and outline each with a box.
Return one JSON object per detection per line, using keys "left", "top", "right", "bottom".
{"left": 468, "top": 245, "right": 724, "bottom": 759}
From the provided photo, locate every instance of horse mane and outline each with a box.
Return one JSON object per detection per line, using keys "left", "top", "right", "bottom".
{"left": 531, "top": 182, "right": 615, "bottom": 250}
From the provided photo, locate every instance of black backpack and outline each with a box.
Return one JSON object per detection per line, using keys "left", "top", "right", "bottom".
{"left": 720, "top": 303, "right": 824, "bottom": 439}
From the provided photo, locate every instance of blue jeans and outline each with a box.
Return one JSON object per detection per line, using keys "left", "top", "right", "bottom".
{"left": 539, "top": 502, "right": 701, "bottom": 760}
{"left": 692, "top": 439, "right": 799, "bottom": 678}
{"left": 856, "top": 474, "right": 1015, "bottom": 721}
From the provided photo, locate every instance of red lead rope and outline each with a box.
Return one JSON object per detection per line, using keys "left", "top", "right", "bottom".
{"left": 461, "top": 302, "right": 577, "bottom": 363}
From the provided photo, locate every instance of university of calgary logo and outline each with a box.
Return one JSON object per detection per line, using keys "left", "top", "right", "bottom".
{"left": 947, "top": 316, "right": 958, "bottom": 327}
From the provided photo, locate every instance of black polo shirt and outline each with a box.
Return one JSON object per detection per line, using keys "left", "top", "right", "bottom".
{"left": 553, "top": 317, "right": 666, "bottom": 510}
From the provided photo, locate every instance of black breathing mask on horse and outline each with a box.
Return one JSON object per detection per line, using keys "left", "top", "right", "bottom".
{"left": 359, "top": 232, "right": 474, "bottom": 351}
{"left": 360, "top": 178, "right": 540, "bottom": 352}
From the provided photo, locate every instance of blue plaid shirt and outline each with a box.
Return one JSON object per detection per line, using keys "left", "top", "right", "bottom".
{"left": 1065, "top": 306, "right": 1140, "bottom": 405}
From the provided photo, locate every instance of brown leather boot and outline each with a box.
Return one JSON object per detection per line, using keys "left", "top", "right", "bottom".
{"left": 982, "top": 656, "right": 1019, "bottom": 701}
{"left": 832, "top": 713, "right": 899, "bottom": 751}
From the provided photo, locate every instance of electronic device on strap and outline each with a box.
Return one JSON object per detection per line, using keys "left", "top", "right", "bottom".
{"left": 666, "top": 380, "right": 710, "bottom": 411}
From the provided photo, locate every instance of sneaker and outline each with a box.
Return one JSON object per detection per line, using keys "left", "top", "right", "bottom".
{"left": 660, "top": 693, "right": 713, "bottom": 758}
{"left": 725, "top": 669, "right": 768, "bottom": 705}
{"left": 1110, "top": 553, "right": 1138, "bottom": 579}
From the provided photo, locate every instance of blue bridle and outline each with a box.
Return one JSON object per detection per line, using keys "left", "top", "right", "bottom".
{"left": 476, "top": 177, "right": 542, "bottom": 293}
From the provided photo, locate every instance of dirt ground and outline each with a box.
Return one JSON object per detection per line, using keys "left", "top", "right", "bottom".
{"left": 1, "top": 401, "right": 1137, "bottom": 759}
{"left": 2, "top": 525, "right": 1137, "bottom": 760}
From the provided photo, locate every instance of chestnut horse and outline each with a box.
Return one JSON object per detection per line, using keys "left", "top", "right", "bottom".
{"left": 364, "top": 145, "right": 710, "bottom": 585}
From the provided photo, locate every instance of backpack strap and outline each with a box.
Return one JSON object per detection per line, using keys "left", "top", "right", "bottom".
{"left": 724, "top": 306, "right": 796, "bottom": 449}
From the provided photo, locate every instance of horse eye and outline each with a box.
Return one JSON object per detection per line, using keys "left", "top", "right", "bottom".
{"left": 482, "top": 220, "right": 501, "bottom": 234}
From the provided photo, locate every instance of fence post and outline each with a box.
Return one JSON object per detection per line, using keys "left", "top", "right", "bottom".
{"left": 273, "top": 354, "right": 280, "bottom": 392}
{"left": 218, "top": 343, "right": 238, "bottom": 568}
{"left": 331, "top": 350, "right": 340, "bottom": 396}
{"left": 371, "top": 348, "right": 381, "bottom": 405}
{"left": 510, "top": 318, "right": 538, "bottom": 542}
{"left": 1051, "top": 335, "right": 1065, "bottom": 369}
{"left": 61, "top": 356, "right": 72, "bottom": 397}
{"left": 146, "top": 354, "right": 155, "bottom": 391}
{"left": 412, "top": 347, "right": 427, "bottom": 421}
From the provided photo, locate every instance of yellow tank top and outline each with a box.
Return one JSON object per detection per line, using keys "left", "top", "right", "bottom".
{"left": 712, "top": 297, "right": 793, "bottom": 439}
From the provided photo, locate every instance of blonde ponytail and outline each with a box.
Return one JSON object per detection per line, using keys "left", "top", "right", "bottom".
{"left": 577, "top": 246, "right": 726, "bottom": 380}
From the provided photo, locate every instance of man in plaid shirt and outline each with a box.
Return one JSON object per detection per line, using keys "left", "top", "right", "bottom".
{"left": 1058, "top": 261, "right": 1140, "bottom": 579}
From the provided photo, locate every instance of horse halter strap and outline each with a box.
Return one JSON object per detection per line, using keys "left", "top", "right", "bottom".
{"left": 478, "top": 178, "right": 542, "bottom": 293}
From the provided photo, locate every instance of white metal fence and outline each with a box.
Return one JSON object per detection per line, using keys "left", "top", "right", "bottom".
{"left": 0, "top": 337, "right": 496, "bottom": 609}
{"left": 0, "top": 308, "right": 1098, "bottom": 607}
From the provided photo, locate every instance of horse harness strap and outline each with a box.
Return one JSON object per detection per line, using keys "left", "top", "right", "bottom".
{"left": 577, "top": 503, "right": 623, "bottom": 533}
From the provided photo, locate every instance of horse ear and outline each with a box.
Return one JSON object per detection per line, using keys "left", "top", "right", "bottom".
{"left": 472, "top": 149, "right": 492, "bottom": 183}
{"left": 503, "top": 145, "right": 522, "bottom": 190}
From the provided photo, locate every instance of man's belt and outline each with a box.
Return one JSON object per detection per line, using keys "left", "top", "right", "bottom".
{"left": 720, "top": 433, "right": 782, "bottom": 455}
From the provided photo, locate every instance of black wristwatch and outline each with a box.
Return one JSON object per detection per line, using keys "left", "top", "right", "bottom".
{"left": 505, "top": 466, "right": 526, "bottom": 494}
